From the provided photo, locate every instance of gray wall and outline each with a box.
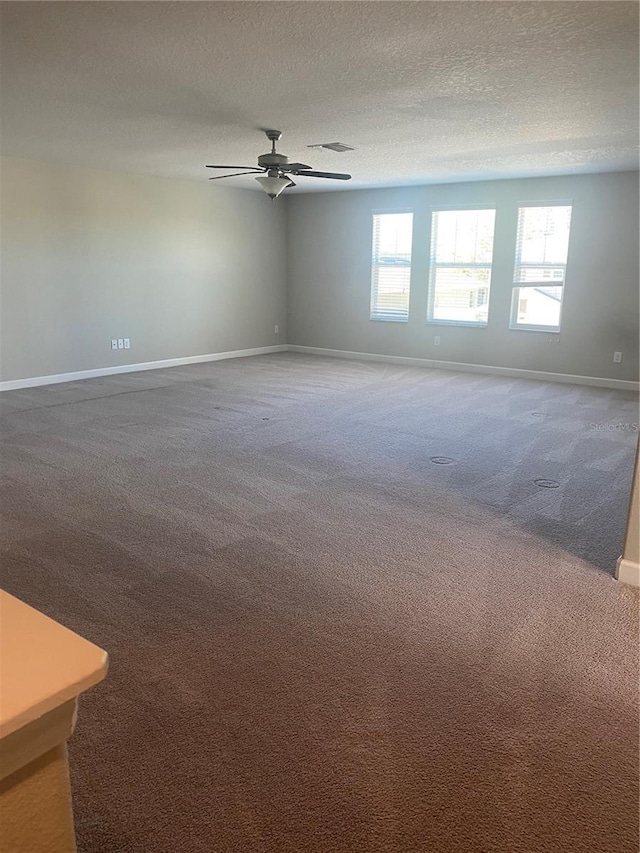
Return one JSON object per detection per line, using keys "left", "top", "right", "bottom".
{"left": 0, "top": 157, "right": 287, "bottom": 382}
{"left": 286, "top": 172, "right": 639, "bottom": 382}
{"left": 2, "top": 161, "right": 638, "bottom": 385}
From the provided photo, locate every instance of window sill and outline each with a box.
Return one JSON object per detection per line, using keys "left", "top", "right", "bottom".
{"left": 509, "top": 324, "right": 561, "bottom": 334}
{"left": 426, "top": 319, "right": 488, "bottom": 328}
{"left": 370, "top": 316, "right": 409, "bottom": 323}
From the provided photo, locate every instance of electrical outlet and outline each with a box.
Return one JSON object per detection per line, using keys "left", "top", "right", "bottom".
{"left": 111, "top": 339, "right": 118, "bottom": 350}
{"left": 274, "top": 325, "right": 279, "bottom": 334}
{"left": 434, "top": 336, "right": 441, "bottom": 346}
{"left": 124, "top": 338, "right": 130, "bottom": 349}
{"left": 117, "top": 339, "right": 124, "bottom": 349}
{"left": 613, "top": 351, "right": 623, "bottom": 363}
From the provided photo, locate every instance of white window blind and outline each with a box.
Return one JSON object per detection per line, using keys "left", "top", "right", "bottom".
{"left": 427, "top": 208, "right": 496, "bottom": 326}
{"left": 370, "top": 212, "right": 413, "bottom": 322}
{"left": 511, "top": 204, "right": 572, "bottom": 332}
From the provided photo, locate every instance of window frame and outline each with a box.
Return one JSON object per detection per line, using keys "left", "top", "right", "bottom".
{"left": 509, "top": 200, "right": 573, "bottom": 334}
{"left": 369, "top": 208, "right": 414, "bottom": 323}
{"left": 427, "top": 205, "right": 497, "bottom": 328}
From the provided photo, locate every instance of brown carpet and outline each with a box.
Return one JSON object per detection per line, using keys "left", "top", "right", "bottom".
{"left": 1, "top": 353, "right": 638, "bottom": 853}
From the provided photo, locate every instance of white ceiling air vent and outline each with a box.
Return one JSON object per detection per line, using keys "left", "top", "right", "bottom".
{"left": 307, "top": 142, "right": 355, "bottom": 152}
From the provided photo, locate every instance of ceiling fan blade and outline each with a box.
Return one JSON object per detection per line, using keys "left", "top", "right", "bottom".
{"left": 208, "top": 171, "right": 263, "bottom": 180}
{"left": 287, "top": 179, "right": 296, "bottom": 188}
{"left": 295, "top": 170, "right": 351, "bottom": 180}
{"left": 206, "top": 165, "right": 260, "bottom": 170}
{"left": 284, "top": 163, "right": 312, "bottom": 172}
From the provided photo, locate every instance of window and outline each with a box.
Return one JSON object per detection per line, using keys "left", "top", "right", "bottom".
{"left": 427, "top": 208, "right": 496, "bottom": 326}
{"left": 511, "top": 203, "right": 572, "bottom": 332}
{"left": 370, "top": 212, "right": 413, "bottom": 322}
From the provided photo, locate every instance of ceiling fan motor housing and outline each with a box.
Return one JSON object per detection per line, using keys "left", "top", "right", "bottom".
{"left": 258, "top": 152, "right": 288, "bottom": 169}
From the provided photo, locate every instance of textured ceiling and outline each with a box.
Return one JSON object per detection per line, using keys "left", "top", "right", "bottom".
{"left": 1, "top": 1, "right": 638, "bottom": 192}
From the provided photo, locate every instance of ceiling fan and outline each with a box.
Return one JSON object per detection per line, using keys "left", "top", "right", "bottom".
{"left": 206, "top": 129, "right": 352, "bottom": 199}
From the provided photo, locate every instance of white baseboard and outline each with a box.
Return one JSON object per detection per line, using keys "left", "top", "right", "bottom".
{"left": 0, "top": 346, "right": 288, "bottom": 392}
{"left": 287, "top": 345, "right": 640, "bottom": 392}
{"left": 2, "top": 343, "right": 638, "bottom": 394}
{"left": 616, "top": 556, "right": 640, "bottom": 588}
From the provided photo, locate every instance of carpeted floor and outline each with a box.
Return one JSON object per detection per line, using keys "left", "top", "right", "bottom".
{"left": 1, "top": 352, "right": 638, "bottom": 853}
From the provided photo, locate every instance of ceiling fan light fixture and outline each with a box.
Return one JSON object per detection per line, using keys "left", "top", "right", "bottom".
{"left": 255, "top": 174, "right": 291, "bottom": 199}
